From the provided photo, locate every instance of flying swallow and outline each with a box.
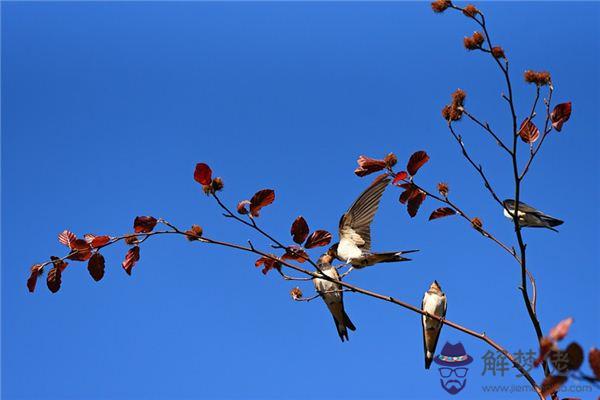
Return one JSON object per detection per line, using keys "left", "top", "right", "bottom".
{"left": 328, "top": 174, "right": 418, "bottom": 269}
{"left": 313, "top": 253, "right": 356, "bottom": 342}
{"left": 422, "top": 280, "right": 447, "bottom": 369}
{"left": 503, "top": 199, "right": 563, "bottom": 232}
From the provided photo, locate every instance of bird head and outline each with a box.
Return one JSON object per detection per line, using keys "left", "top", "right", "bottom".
{"left": 430, "top": 280, "right": 442, "bottom": 292}
{"left": 326, "top": 243, "right": 338, "bottom": 258}
{"left": 318, "top": 253, "right": 333, "bottom": 265}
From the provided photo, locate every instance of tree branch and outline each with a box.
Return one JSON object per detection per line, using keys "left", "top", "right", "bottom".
{"left": 31, "top": 213, "right": 544, "bottom": 399}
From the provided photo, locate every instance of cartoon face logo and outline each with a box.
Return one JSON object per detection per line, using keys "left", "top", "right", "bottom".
{"left": 433, "top": 342, "right": 473, "bottom": 395}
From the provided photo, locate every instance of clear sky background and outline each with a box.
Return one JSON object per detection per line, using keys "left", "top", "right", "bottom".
{"left": 2, "top": 2, "right": 599, "bottom": 399}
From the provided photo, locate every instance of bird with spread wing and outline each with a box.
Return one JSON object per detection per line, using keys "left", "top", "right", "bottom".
{"left": 327, "top": 174, "right": 418, "bottom": 271}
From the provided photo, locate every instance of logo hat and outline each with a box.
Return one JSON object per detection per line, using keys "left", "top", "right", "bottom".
{"left": 433, "top": 342, "right": 473, "bottom": 367}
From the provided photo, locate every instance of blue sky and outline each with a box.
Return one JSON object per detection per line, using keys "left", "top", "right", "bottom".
{"left": 2, "top": 2, "right": 598, "bottom": 399}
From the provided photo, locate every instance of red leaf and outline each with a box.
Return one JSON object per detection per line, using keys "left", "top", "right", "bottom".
{"left": 406, "top": 151, "right": 430, "bottom": 176}
{"left": 66, "top": 239, "right": 92, "bottom": 261}
{"left": 134, "top": 216, "right": 158, "bottom": 233}
{"left": 50, "top": 256, "right": 69, "bottom": 272}
{"left": 551, "top": 102, "right": 572, "bottom": 132}
{"left": 392, "top": 171, "right": 408, "bottom": 185}
{"left": 304, "top": 230, "right": 332, "bottom": 249}
{"left": 90, "top": 235, "right": 111, "bottom": 248}
{"left": 519, "top": 118, "right": 540, "bottom": 143}
{"left": 534, "top": 337, "right": 554, "bottom": 367}
{"left": 46, "top": 266, "right": 62, "bottom": 293}
{"left": 122, "top": 246, "right": 140, "bottom": 275}
{"left": 237, "top": 200, "right": 251, "bottom": 215}
{"left": 282, "top": 246, "right": 309, "bottom": 263}
{"left": 58, "top": 230, "right": 77, "bottom": 248}
{"left": 46, "top": 256, "right": 67, "bottom": 294}
{"left": 407, "top": 191, "right": 426, "bottom": 218}
{"left": 549, "top": 317, "right": 573, "bottom": 342}
{"left": 87, "top": 253, "right": 105, "bottom": 282}
{"left": 27, "top": 264, "right": 44, "bottom": 293}
{"left": 399, "top": 184, "right": 420, "bottom": 205}
{"left": 589, "top": 348, "right": 600, "bottom": 379}
{"left": 563, "top": 342, "right": 584, "bottom": 371}
{"left": 429, "top": 207, "right": 457, "bottom": 220}
{"left": 290, "top": 216, "right": 310, "bottom": 244}
{"left": 354, "top": 156, "right": 387, "bottom": 177}
{"left": 254, "top": 256, "right": 281, "bottom": 275}
{"left": 249, "top": 189, "right": 275, "bottom": 217}
{"left": 194, "top": 163, "right": 212, "bottom": 185}
{"left": 540, "top": 375, "right": 567, "bottom": 398}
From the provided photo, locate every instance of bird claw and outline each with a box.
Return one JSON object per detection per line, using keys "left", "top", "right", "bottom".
{"left": 340, "top": 266, "right": 354, "bottom": 278}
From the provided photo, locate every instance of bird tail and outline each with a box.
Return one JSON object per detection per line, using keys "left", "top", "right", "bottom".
{"left": 541, "top": 215, "right": 563, "bottom": 229}
{"left": 328, "top": 303, "right": 355, "bottom": 342}
{"left": 333, "top": 315, "right": 349, "bottom": 342}
{"left": 425, "top": 352, "right": 434, "bottom": 369}
{"left": 344, "top": 310, "right": 356, "bottom": 331}
{"left": 371, "top": 250, "right": 419, "bottom": 263}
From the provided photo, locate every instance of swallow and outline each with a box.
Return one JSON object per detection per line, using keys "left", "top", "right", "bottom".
{"left": 503, "top": 199, "right": 563, "bottom": 232}
{"left": 328, "top": 174, "right": 418, "bottom": 269}
{"left": 422, "top": 280, "right": 447, "bottom": 369}
{"left": 313, "top": 253, "right": 356, "bottom": 342}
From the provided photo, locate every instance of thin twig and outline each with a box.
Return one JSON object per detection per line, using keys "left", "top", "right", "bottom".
{"left": 461, "top": 109, "right": 512, "bottom": 155}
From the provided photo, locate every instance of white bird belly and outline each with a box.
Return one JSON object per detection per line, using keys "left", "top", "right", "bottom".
{"left": 337, "top": 239, "right": 363, "bottom": 261}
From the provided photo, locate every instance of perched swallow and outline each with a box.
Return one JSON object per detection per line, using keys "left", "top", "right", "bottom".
{"left": 313, "top": 253, "right": 356, "bottom": 342}
{"left": 328, "top": 175, "right": 418, "bottom": 269}
{"left": 421, "top": 280, "right": 447, "bottom": 369}
{"left": 503, "top": 199, "right": 563, "bottom": 232}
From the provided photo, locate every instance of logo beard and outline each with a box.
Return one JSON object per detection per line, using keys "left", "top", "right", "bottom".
{"left": 440, "top": 378, "right": 467, "bottom": 395}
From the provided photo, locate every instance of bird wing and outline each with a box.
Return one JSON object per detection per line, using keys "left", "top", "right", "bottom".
{"left": 338, "top": 175, "right": 391, "bottom": 252}
{"left": 505, "top": 199, "right": 543, "bottom": 215}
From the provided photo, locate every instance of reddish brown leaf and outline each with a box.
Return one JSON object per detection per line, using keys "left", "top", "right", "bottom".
{"left": 354, "top": 155, "right": 387, "bottom": 177}
{"left": 122, "top": 246, "right": 140, "bottom": 276}
{"left": 534, "top": 337, "right": 555, "bottom": 367}
{"left": 384, "top": 153, "right": 397, "bottom": 168}
{"left": 58, "top": 230, "right": 77, "bottom": 248}
{"left": 91, "top": 235, "right": 110, "bottom": 248}
{"left": 237, "top": 200, "right": 250, "bottom": 215}
{"left": 46, "top": 266, "right": 62, "bottom": 293}
{"left": 589, "top": 348, "right": 600, "bottom": 379}
{"left": 85, "top": 234, "right": 111, "bottom": 248}
{"left": 551, "top": 102, "right": 572, "bottom": 132}
{"left": 407, "top": 151, "right": 430, "bottom": 176}
{"left": 471, "top": 217, "right": 483, "bottom": 230}
{"left": 87, "top": 253, "right": 105, "bottom": 282}
{"left": 549, "top": 317, "right": 573, "bottom": 342}
{"left": 519, "top": 118, "right": 540, "bottom": 143}
{"left": 290, "top": 287, "right": 303, "bottom": 300}
{"left": 50, "top": 256, "right": 69, "bottom": 272}
{"left": 564, "top": 342, "right": 584, "bottom": 371}
{"left": 249, "top": 189, "right": 275, "bottom": 217}
{"left": 282, "top": 246, "right": 309, "bottom": 263}
{"left": 429, "top": 207, "right": 457, "bottom": 220}
{"left": 193, "top": 163, "right": 212, "bottom": 185}
{"left": 124, "top": 235, "right": 139, "bottom": 245}
{"left": 254, "top": 256, "right": 281, "bottom": 275}
{"left": 290, "top": 217, "right": 310, "bottom": 244}
{"left": 399, "top": 184, "right": 419, "bottom": 204}
{"left": 540, "top": 375, "right": 567, "bottom": 398}
{"left": 392, "top": 171, "right": 408, "bottom": 185}
{"left": 134, "top": 216, "right": 158, "bottom": 233}
{"left": 304, "top": 230, "right": 332, "bottom": 249}
{"left": 27, "top": 264, "right": 44, "bottom": 293}
{"left": 185, "top": 224, "right": 203, "bottom": 241}
{"left": 437, "top": 182, "right": 449, "bottom": 197}
{"left": 66, "top": 239, "right": 92, "bottom": 261}
{"left": 407, "top": 191, "right": 426, "bottom": 217}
